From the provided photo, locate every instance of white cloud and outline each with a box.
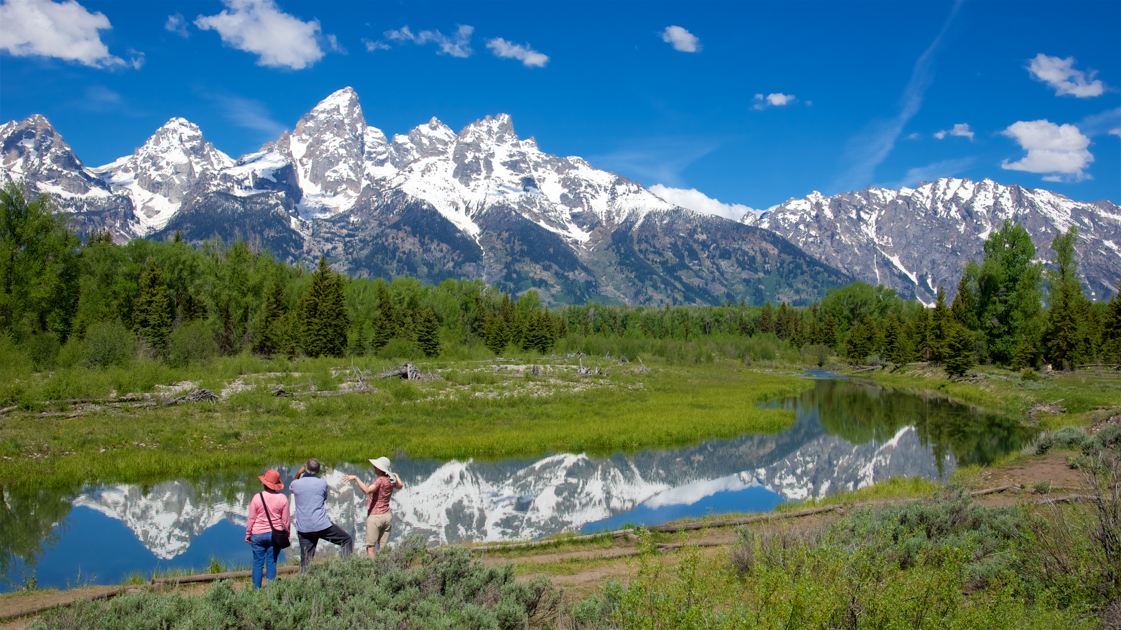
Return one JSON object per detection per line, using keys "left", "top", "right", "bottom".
{"left": 485, "top": 37, "right": 548, "bottom": 67}
{"left": 1111, "top": 128, "right": 1121, "bottom": 138}
{"left": 660, "top": 25, "right": 700, "bottom": 53}
{"left": 0, "top": 0, "right": 131, "bottom": 68}
{"left": 195, "top": 0, "right": 326, "bottom": 70}
{"left": 752, "top": 93, "right": 797, "bottom": 110}
{"left": 767, "top": 93, "right": 794, "bottom": 106}
{"left": 904, "top": 132, "right": 921, "bottom": 140}
{"left": 934, "top": 123, "right": 973, "bottom": 140}
{"left": 165, "top": 13, "right": 188, "bottom": 37}
{"left": 363, "top": 38, "right": 390, "bottom": 51}
{"left": 649, "top": 184, "right": 756, "bottom": 221}
{"left": 1001, "top": 119, "right": 1093, "bottom": 181}
{"left": 1028, "top": 53, "right": 1104, "bottom": 98}
{"left": 379, "top": 24, "right": 473, "bottom": 58}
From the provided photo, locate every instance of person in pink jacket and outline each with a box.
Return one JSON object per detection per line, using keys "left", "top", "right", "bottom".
{"left": 245, "top": 469, "right": 290, "bottom": 588}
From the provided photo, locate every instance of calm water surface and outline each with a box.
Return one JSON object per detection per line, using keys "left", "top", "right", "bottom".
{"left": 1, "top": 377, "right": 1034, "bottom": 592}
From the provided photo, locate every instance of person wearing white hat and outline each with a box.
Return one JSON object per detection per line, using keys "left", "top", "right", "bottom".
{"left": 343, "top": 456, "right": 403, "bottom": 558}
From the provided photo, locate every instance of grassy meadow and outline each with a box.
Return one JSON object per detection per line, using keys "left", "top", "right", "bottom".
{"left": 0, "top": 350, "right": 815, "bottom": 489}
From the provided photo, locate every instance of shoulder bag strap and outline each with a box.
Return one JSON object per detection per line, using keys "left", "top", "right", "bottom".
{"left": 260, "top": 492, "right": 280, "bottom": 531}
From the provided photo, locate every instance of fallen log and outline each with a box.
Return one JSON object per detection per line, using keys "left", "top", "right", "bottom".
{"left": 0, "top": 586, "right": 131, "bottom": 622}
{"left": 1, "top": 405, "right": 20, "bottom": 415}
{"left": 378, "top": 363, "right": 420, "bottom": 381}
{"left": 168, "top": 388, "right": 219, "bottom": 404}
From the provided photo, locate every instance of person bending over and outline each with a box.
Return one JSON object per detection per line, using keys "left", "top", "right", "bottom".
{"left": 290, "top": 458, "right": 352, "bottom": 572}
{"left": 344, "top": 456, "right": 402, "bottom": 558}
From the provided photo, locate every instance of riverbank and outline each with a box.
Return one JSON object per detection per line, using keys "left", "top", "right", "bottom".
{"left": 0, "top": 357, "right": 812, "bottom": 489}
{"left": 4, "top": 446, "right": 1116, "bottom": 629}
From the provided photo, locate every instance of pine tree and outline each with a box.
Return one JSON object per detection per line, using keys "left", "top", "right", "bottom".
{"left": 298, "top": 256, "right": 349, "bottom": 358}
{"left": 255, "top": 272, "right": 289, "bottom": 355}
{"left": 370, "top": 283, "right": 397, "bottom": 352}
{"left": 882, "top": 313, "right": 906, "bottom": 364}
{"left": 944, "top": 322, "right": 975, "bottom": 378}
{"left": 133, "top": 260, "right": 172, "bottom": 351}
{"left": 845, "top": 317, "right": 877, "bottom": 364}
{"left": 415, "top": 307, "right": 440, "bottom": 357}
{"left": 759, "top": 302, "right": 775, "bottom": 334}
{"left": 1102, "top": 283, "right": 1121, "bottom": 363}
{"left": 950, "top": 273, "right": 977, "bottom": 330}
{"left": 1043, "top": 227, "right": 1088, "bottom": 370}
{"left": 820, "top": 314, "right": 837, "bottom": 350}
{"left": 929, "top": 286, "right": 951, "bottom": 362}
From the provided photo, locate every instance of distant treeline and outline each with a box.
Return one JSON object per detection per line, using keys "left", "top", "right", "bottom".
{"left": 2, "top": 182, "right": 1120, "bottom": 374}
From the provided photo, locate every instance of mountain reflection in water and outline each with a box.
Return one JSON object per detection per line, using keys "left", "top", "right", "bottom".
{"left": 1, "top": 379, "right": 1033, "bottom": 591}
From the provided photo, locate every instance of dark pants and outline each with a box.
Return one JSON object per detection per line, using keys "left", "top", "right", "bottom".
{"left": 297, "top": 524, "right": 353, "bottom": 572}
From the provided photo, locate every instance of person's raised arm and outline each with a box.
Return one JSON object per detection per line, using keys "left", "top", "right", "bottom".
{"left": 344, "top": 475, "right": 375, "bottom": 494}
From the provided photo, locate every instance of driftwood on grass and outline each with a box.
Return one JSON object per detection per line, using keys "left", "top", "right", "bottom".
{"left": 576, "top": 359, "right": 602, "bottom": 376}
{"left": 851, "top": 365, "right": 881, "bottom": 374}
{"left": 379, "top": 363, "right": 421, "bottom": 381}
{"left": 169, "top": 388, "right": 219, "bottom": 404}
{"left": 0, "top": 405, "right": 18, "bottom": 415}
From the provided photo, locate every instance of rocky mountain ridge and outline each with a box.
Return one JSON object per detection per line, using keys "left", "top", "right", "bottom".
{"left": 747, "top": 178, "right": 1121, "bottom": 303}
{"left": 1, "top": 87, "right": 850, "bottom": 306}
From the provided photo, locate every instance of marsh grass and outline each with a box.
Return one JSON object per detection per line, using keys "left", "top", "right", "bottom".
{"left": 0, "top": 358, "right": 811, "bottom": 489}
{"left": 773, "top": 476, "right": 943, "bottom": 512}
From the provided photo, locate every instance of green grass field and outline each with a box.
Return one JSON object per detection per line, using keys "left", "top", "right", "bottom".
{"left": 0, "top": 356, "right": 812, "bottom": 489}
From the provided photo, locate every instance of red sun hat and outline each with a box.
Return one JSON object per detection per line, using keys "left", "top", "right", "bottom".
{"left": 258, "top": 469, "right": 284, "bottom": 491}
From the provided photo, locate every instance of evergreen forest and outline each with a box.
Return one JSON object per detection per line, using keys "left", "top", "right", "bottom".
{"left": 3, "top": 182, "right": 1121, "bottom": 377}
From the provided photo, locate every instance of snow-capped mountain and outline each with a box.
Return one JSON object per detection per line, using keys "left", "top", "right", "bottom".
{"left": 747, "top": 178, "right": 1121, "bottom": 303}
{"left": 91, "top": 118, "right": 234, "bottom": 231}
{"left": 0, "top": 87, "right": 849, "bottom": 305}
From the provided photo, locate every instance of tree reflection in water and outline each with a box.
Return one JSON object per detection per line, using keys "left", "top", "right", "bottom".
{"left": 808, "top": 379, "right": 1035, "bottom": 475}
{"left": 0, "top": 485, "right": 75, "bottom": 578}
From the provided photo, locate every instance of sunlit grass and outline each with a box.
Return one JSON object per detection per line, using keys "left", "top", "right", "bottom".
{"left": 0, "top": 358, "right": 811, "bottom": 489}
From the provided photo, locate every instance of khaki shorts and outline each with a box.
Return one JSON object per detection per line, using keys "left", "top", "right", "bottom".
{"left": 365, "top": 512, "right": 392, "bottom": 547}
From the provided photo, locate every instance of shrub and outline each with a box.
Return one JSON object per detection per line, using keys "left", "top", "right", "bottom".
{"left": 26, "top": 332, "right": 60, "bottom": 371}
{"left": 1036, "top": 427, "right": 1088, "bottom": 455}
{"left": 82, "top": 320, "right": 135, "bottom": 369}
{"left": 167, "top": 321, "right": 217, "bottom": 368}
{"left": 379, "top": 337, "right": 424, "bottom": 361}
{"left": 1021, "top": 368, "right": 1040, "bottom": 381}
{"left": 33, "top": 535, "right": 561, "bottom": 630}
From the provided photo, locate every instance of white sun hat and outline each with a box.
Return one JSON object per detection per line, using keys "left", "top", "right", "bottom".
{"left": 369, "top": 456, "right": 392, "bottom": 474}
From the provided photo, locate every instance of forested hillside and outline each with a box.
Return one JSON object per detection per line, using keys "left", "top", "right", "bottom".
{"left": 2, "top": 183, "right": 1120, "bottom": 377}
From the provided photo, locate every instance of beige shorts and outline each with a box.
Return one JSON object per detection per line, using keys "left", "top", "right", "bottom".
{"left": 366, "top": 512, "right": 392, "bottom": 547}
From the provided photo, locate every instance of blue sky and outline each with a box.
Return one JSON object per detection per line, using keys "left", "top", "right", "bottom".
{"left": 1, "top": 0, "right": 1118, "bottom": 216}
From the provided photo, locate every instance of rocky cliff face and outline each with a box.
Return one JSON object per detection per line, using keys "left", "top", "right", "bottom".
{"left": 747, "top": 178, "right": 1121, "bottom": 302}
{"left": 1, "top": 88, "right": 850, "bottom": 305}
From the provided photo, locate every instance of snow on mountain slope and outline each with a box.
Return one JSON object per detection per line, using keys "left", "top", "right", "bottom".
{"left": 92, "top": 118, "right": 233, "bottom": 231}
{"left": 748, "top": 178, "right": 1121, "bottom": 302}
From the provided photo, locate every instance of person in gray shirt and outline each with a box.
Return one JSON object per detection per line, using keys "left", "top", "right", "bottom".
{"left": 289, "top": 458, "right": 353, "bottom": 572}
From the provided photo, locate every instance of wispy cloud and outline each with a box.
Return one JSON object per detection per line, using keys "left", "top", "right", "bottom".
{"left": 486, "top": 38, "right": 548, "bottom": 67}
{"left": 1076, "top": 107, "right": 1121, "bottom": 137}
{"left": 374, "top": 24, "right": 474, "bottom": 58}
{"left": 934, "top": 123, "right": 973, "bottom": 140}
{"left": 660, "top": 26, "right": 700, "bottom": 53}
{"left": 889, "top": 157, "right": 975, "bottom": 188}
{"left": 205, "top": 93, "right": 286, "bottom": 140}
{"left": 195, "top": 0, "right": 328, "bottom": 70}
{"left": 649, "top": 185, "right": 756, "bottom": 221}
{"left": 165, "top": 13, "right": 189, "bottom": 38}
{"left": 1001, "top": 119, "right": 1093, "bottom": 182}
{"left": 590, "top": 137, "right": 719, "bottom": 188}
{"left": 1027, "top": 54, "right": 1105, "bottom": 98}
{"left": 832, "top": 0, "right": 962, "bottom": 192}
{"left": 0, "top": 0, "right": 134, "bottom": 69}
